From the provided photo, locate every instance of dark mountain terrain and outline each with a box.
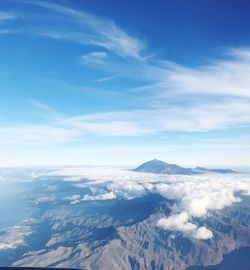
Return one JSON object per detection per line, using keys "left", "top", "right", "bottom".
{"left": 10, "top": 194, "right": 250, "bottom": 270}
{"left": 0, "top": 177, "right": 248, "bottom": 270}
{"left": 194, "top": 167, "right": 237, "bottom": 174}
{"left": 133, "top": 159, "right": 195, "bottom": 175}
{"left": 0, "top": 169, "right": 249, "bottom": 270}
{"left": 133, "top": 159, "right": 237, "bottom": 175}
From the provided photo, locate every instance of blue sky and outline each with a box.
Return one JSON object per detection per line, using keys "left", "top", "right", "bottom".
{"left": 0, "top": 0, "right": 250, "bottom": 167}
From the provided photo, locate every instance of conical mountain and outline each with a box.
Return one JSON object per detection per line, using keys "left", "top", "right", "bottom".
{"left": 133, "top": 159, "right": 195, "bottom": 175}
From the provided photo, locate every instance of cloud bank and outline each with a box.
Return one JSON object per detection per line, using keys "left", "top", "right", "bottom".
{"left": 47, "top": 167, "right": 250, "bottom": 240}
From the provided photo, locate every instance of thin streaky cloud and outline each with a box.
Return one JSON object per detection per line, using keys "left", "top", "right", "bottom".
{"left": 57, "top": 99, "right": 250, "bottom": 133}
{"left": 0, "top": 11, "right": 17, "bottom": 21}
{"left": 1, "top": 97, "right": 249, "bottom": 148}
{"left": 95, "top": 74, "right": 123, "bottom": 83}
{"left": 29, "top": 99, "right": 65, "bottom": 119}
{"left": 8, "top": 1, "right": 250, "bottom": 100}
{"left": 163, "top": 48, "right": 250, "bottom": 98}
{"left": 1, "top": 1, "right": 250, "bottom": 167}
{"left": 81, "top": 51, "right": 108, "bottom": 65}
{"left": 26, "top": 1, "right": 145, "bottom": 59}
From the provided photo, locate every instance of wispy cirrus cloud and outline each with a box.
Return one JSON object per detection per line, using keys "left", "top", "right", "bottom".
{"left": 0, "top": 11, "right": 17, "bottom": 21}
{"left": 1, "top": 1, "right": 250, "bottom": 167}
{"left": 0, "top": 124, "right": 82, "bottom": 145}
{"left": 4, "top": 2, "right": 250, "bottom": 99}
{"left": 29, "top": 99, "right": 64, "bottom": 119}
{"left": 81, "top": 51, "right": 108, "bottom": 65}
{"left": 95, "top": 74, "right": 123, "bottom": 83}
{"left": 164, "top": 48, "right": 250, "bottom": 98}
{"left": 27, "top": 1, "right": 145, "bottom": 59}
{"left": 57, "top": 99, "right": 250, "bottom": 133}
{"left": 0, "top": 97, "right": 250, "bottom": 149}
{"left": 123, "top": 47, "right": 250, "bottom": 99}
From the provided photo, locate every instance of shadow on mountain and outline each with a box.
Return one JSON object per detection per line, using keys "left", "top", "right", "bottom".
{"left": 187, "top": 246, "right": 250, "bottom": 270}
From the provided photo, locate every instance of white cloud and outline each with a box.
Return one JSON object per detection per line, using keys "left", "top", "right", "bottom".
{"left": 63, "top": 194, "right": 81, "bottom": 201}
{"left": 1, "top": 2, "right": 250, "bottom": 167}
{"left": 48, "top": 167, "right": 160, "bottom": 183}
{"left": 194, "top": 226, "right": 213, "bottom": 240}
{"left": 29, "top": 99, "right": 63, "bottom": 119}
{"left": 82, "top": 191, "right": 116, "bottom": 201}
{"left": 30, "top": 1, "right": 144, "bottom": 59}
{"left": 81, "top": 52, "right": 108, "bottom": 64}
{"left": 96, "top": 74, "right": 122, "bottom": 83}
{"left": 45, "top": 185, "right": 57, "bottom": 191}
{"left": 35, "top": 195, "right": 56, "bottom": 204}
{"left": 157, "top": 212, "right": 213, "bottom": 240}
{"left": 1, "top": 98, "right": 250, "bottom": 150}
{"left": 60, "top": 117, "right": 153, "bottom": 136}
{"left": 0, "top": 11, "right": 17, "bottom": 21}
{"left": 157, "top": 212, "right": 197, "bottom": 233}
{"left": 56, "top": 99, "right": 250, "bottom": 135}
{"left": 165, "top": 48, "right": 250, "bottom": 98}
{"left": 62, "top": 190, "right": 116, "bottom": 204}
{"left": 154, "top": 174, "right": 250, "bottom": 239}
{"left": 46, "top": 167, "right": 250, "bottom": 239}
{"left": 0, "top": 125, "right": 82, "bottom": 145}
{"left": 108, "top": 181, "right": 149, "bottom": 200}
{"left": 63, "top": 194, "right": 82, "bottom": 204}
{"left": 2, "top": 166, "right": 250, "bottom": 241}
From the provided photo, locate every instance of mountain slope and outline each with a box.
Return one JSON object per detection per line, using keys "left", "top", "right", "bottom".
{"left": 194, "top": 167, "right": 237, "bottom": 174}
{"left": 134, "top": 159, "right": 237, "bottom": 175}
{"left": 133, "top": 159, "right": 195, "bottom": 175}
{"left": 12, "top": 195, "right": 250, "bottom": 270}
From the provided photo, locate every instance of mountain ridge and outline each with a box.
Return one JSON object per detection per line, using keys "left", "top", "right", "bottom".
{"left": 133, "top": 159, "right": 237, "bottom": 175}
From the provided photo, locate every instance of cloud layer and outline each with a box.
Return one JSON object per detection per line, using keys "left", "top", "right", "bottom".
{"left": 47, "top": 167, "right": 250, "bottom": 240}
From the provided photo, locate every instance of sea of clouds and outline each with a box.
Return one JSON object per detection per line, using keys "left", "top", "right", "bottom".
{"left": 45, "top": 166, "right": 250, "bottom": 240}
{"left": 1, "top": 166, "right": 249, "bottom": 241}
